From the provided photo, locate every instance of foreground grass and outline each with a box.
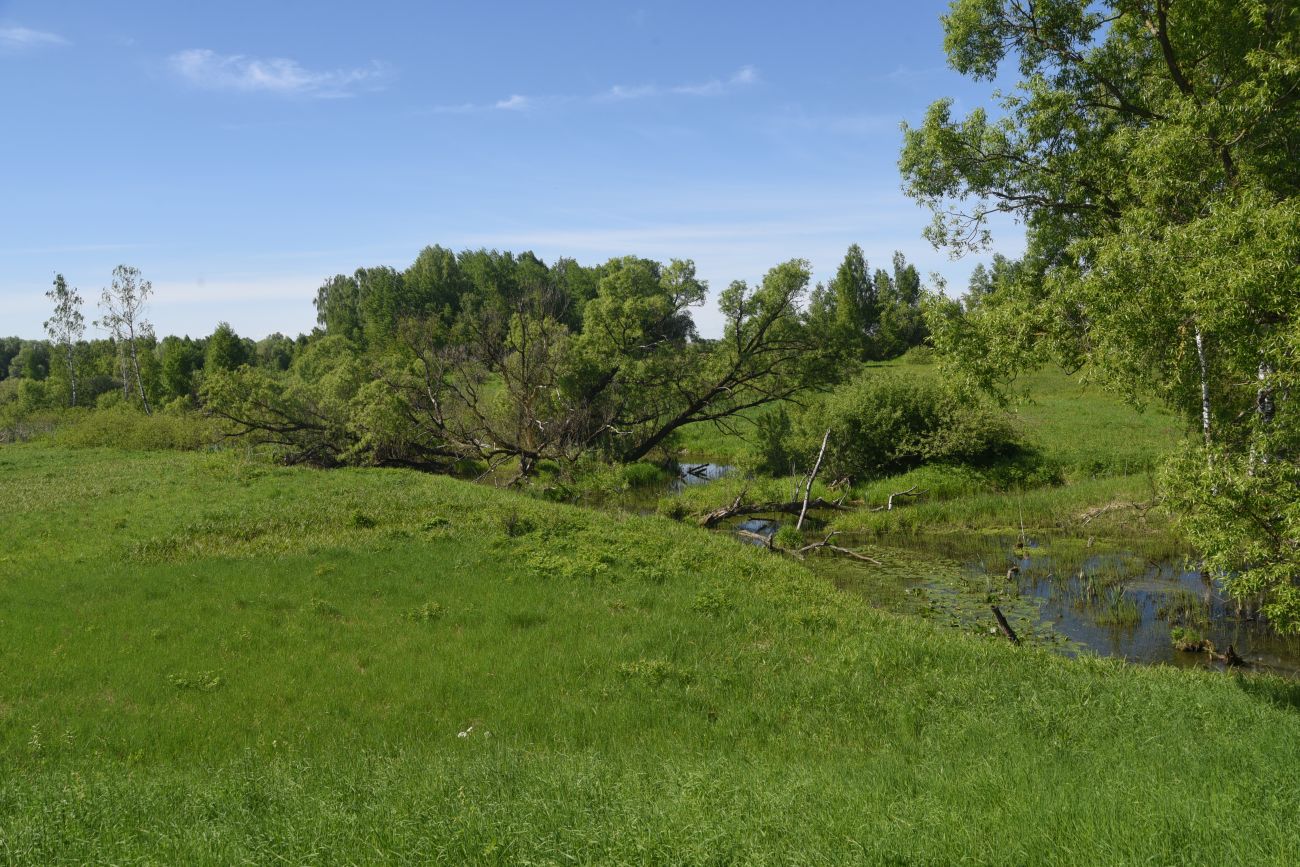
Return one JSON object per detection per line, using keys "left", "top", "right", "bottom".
{"left": 1, "top": 445, "right": 1298, "bottom": 863}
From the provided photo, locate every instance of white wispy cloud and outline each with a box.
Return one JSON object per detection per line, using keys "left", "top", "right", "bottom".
{"left": 603, "top": 83, "right": 656, "bottom": 101}
{"left": 430, "top": 93, "right": 548, "bottom": 114}
{"left": 0, "top": 26, "right": 69, "bottom": 51}
{"left": 600, "top": 65, "right": 759, "bottom": 101}
{"left": 432, "top": 65, "right": 759, "bottom": 115}
{"left": 672, "top": 64, "right": 758, "bottom": 96}
{"left": 494, "top": 94, "right": 530, "bottom": 111}
{"left": 168, "top": 49, "right": 390, "bottom": 98}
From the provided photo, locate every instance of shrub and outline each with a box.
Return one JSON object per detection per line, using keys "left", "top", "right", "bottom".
{"left": 656, "top": 498, "right": 690, "bottom": 521}
{"left": 749, "top": 405, "right": 796, "bottom": 476}
{"left": 899, "top": 345, "right": 937, "bottom": 365}
{"left": 1170, "top": 626, "right": 1209, "bottom": 652}
{"left": 622, "top": 461, "right": 670, "bottom": 488}
{"left": 799, "top": 372, "right": 1020, "bottom": 482}
{"left": 772, "top": 524, "right": 803, "bottom": 549}
{"left": 56, "top": 406, "right": 221, "bottom": 451}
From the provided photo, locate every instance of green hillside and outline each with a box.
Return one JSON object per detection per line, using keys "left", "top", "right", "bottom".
{"left": 1, "top": 444, "right": 1296, "bottom": 863}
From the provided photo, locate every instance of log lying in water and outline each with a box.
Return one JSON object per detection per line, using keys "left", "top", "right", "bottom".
{"left": 1076, "top": 498, "right": 1158, "bottom": 525}
{"left": 1209, "top": 644, "right": 1248, "bottom": 667}
{"left": 699, "top": 496, "right": 848, "bottom": 528}
{"left": 795, "top": 531, "right": 883, "bottom": 565}
{"left": 869, "top": 485, "right": 927, "bottom": 512}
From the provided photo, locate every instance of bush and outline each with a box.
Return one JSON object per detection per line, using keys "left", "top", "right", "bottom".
{"left": 622, "top": 461, "right": 671, "bottom": 488}
{"left": 799, "top": 373, "right": 1020, "bottom": 482}
{"left": 0, "top": 380, "right": 69, "bottom": 443}
{"left": 95, "top": 389, "right": 125, "bottom": 410}
{"left": 749, "top": 405, "right": 796, "bottom": 476}
{"left": 772, "top": 524, "right": 803, "bottom": 549}
{"left": 56, "top": 406, "right": 221, "bottom": 451}
{"left": 655, "top": 498, "right": 690, "bottom": 521}
{"left": 899, "top": 345, "right": 937, "bottom": 365}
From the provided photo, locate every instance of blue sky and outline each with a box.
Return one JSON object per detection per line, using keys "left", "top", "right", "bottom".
{"left": 1, "top": 0, "right": 1023, "bottom": 340}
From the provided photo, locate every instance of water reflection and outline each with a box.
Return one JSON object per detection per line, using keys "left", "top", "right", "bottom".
{"left": 868, "top": 533, "right": 1300, "bottom": 677}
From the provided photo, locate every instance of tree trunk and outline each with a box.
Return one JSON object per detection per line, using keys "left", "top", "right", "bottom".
{"left": 118, "top": 344, "right": 131, "bottom": 402}
{"left": 990, "top": 606, "right": 1021, "bottom": 645}
{"left": 1250, "top": 359, "right": 1274, "bottom": 473}
{"left": 66, "top": 343, "right": 77, "bottom": 408}
{"left": 1195, "top": 327, "right": 1211, "bottom": 452}
{"left": 127, "top": 327, "right": 151, "bottom": 415}
{"left": 700, "top": 496, "right": 847, "bottom": 528}
{"left": 796, "top": 429, "right": 831, "bottom": 531}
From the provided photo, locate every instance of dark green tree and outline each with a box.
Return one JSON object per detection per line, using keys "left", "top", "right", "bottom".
{"left": 205, "top": 322, "right": 249, "bottom": 372}
{"left": 826, "top": 244, "right": 877, "bottom": 361}
{"left": 314, "top": 274, "right": 363, "bottom": 343}
{"left": 8, "top": 342, "right": 50, "bottom": 381}
{"left": 403, "top": 245, "right": 467, "bottom": 324}
{"left": 158, "top": 336, "right": 203, "bottom": 400}
{"left": 255, "top": 333, "right": 297, "bottom": 371}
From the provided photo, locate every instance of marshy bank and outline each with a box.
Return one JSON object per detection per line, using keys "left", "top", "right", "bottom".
{"left": 634, "top": 459, "right": 1300, "bottom": 677}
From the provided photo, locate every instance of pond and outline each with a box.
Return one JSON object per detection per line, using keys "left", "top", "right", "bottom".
{"left": 706, "top": 506, "right": 1300, "bottom": 677}
{"left": 817, "top": 530, "right": 1300, "bottom": 677}
{"left": 634, "top": 464, "right": 1300, "bottom": 676}
{"left": 668, "top": 462, "right": 733, "bottom": 492}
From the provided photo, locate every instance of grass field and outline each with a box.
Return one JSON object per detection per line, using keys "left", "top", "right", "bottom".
{"left": 2, "top": 444, "right": 1300, "bottom": 863}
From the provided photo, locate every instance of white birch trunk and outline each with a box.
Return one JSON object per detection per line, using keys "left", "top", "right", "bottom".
{"left": 1195, "top": 328, "right": 1211, "bottom": 453}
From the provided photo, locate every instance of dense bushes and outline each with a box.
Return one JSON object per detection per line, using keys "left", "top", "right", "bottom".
{"left": 754, "top": 372, "right": 1020, "bottom": 482}
{"left": 56, "top": 405, "right": 221, "bottom": 451}
{"left": 812, "top": 374, "right": 1019, "bottom": 480}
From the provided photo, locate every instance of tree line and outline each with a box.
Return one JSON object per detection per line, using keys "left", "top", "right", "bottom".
{"left": 3, "top": 245, "right": 932, "bottom": 475}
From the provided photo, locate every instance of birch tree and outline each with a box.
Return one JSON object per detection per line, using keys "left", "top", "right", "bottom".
{"left": 43, "top": 273, "right": 84, "bottom": 407}
{"left": 96, "top": 265, "right": 154, "bottom": 414}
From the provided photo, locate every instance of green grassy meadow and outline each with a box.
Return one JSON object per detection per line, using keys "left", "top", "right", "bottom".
{"left": 3, "top": 443, "right": 1300, "bottom": 863}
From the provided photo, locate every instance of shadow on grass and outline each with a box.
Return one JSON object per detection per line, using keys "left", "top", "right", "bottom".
{"left": 1236, "top": 673, "right": 1300, "bottom": 712}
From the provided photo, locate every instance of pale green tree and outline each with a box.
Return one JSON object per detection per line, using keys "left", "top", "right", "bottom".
{"left": 96, "top": 265, "right": 155, "bottom": 414}
{"left": 44, "top": 273, "right": 85, "bottom": 407}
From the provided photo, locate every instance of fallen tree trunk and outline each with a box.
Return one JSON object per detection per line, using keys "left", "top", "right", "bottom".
{"left": 795, "top": 531, "right": 883, "bottom": 565}
{"left": 736, "top": 529, "right": 774, "bottom": 549}
{"left": 700, "top": 497, "right": 848, "bottom": 528}
{"left": 869, "top": 486, "right": 926, "bottom": 512}
{"left": 1076, "top": 499, "right": 1158, "bottom": 525}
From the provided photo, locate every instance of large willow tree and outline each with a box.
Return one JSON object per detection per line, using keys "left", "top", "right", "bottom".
{"left": 901, "top": 0, "right": 1300, "bottom": 627}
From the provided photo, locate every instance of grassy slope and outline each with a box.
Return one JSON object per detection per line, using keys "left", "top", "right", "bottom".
{"left": 1007, "top": 367, "right": 1183, "bottom": 476}
{"left": 2, "top": 445, "right": 1299, "bottom": 863}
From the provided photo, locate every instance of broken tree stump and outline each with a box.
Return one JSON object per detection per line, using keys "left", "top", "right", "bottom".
{"left": 990, "top": 605, "right": 1021, "bottom": 645}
